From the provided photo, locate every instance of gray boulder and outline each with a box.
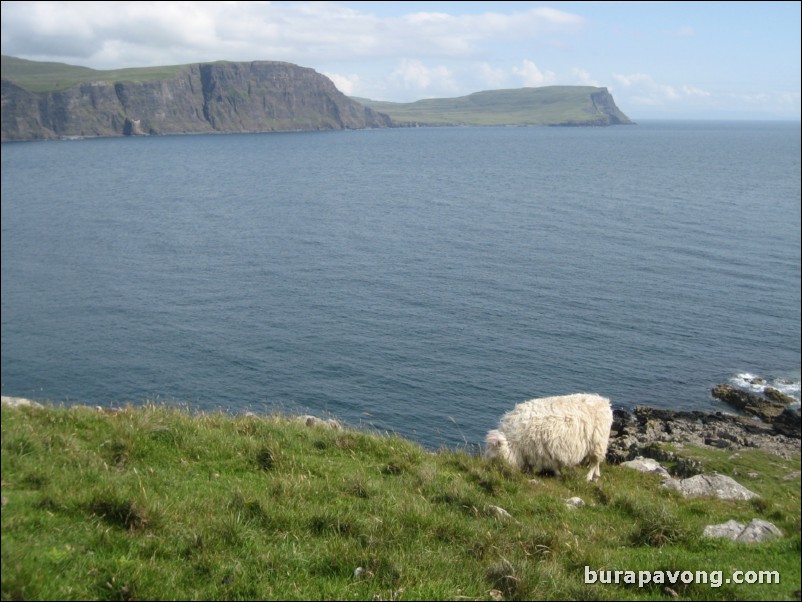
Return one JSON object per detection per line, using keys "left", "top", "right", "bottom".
{"left": 703, "top": 518, "right": 782, "bottom": 543}
{"left": 663, "top": 474, "right": 759, "bottom": 500}
{"left": 1, "top": 396, "right": 43, "bottom": 409}
{"left": 711, "top": 384, "right": 787, "bottom": 422}
{"left": 620, "top": 456, "right": 672, "bottom": 478}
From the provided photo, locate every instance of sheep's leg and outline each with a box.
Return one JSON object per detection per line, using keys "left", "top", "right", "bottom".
{"left": 586, "top": 461, "right": 601, "bottom": 482}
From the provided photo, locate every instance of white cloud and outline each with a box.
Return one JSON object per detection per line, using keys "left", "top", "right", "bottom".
{"left": 512, "top": 60, "right": 556, "bottom": 87}
{"left": 613, "top": 73, "right": 681, "bottom": 103}
{"left": 397, "top": 6, "right": 585, "bottom": 56}
{"left": 475, "top": 62, "right": 508, "bottom": 89}
{"left": 324, "top": 72, "right": 360, "bottom": 96}
{"left": 0, "top": 1, "right": 586, "bottom": 68}
{"left": 571, "top": 68, "right": 600, "bottom": 87}
{"left": 733, "top": 91, "right": 802, "bottom": 107}
{"left": 680, "top": 85, "right": 710, "bottom": 98}
{"left": 390, "top": 59, "right": 456, "bottom": 95}
{"left": 610, "top": 73, "right": 729, "bottom": 113}
{"left": 777, "top": 91, "right": 802, "bottom": 106}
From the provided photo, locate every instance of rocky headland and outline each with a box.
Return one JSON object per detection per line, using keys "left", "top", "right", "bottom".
{"left": 1, "top": 60, "right": 391, "bottom": 141}
{"left": 356, "top": 85, "right": 633, "bottom": 127}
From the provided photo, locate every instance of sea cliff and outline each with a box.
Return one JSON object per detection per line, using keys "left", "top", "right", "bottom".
{"left": 0, "top": 60, "right": 391, "bottom": 141}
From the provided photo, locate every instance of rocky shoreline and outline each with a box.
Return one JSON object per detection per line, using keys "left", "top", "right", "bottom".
{"left": 607, "top": 385, "right": 801, "bottom": 467}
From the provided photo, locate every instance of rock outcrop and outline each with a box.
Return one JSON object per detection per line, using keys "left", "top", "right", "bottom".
{"left": 618, "top": 454, "right": 762, "bottom": 502}
{"left": 1, "top": 61, "right": 391, "bottom": 141}
{"left": 711, "top": 384, "right": 800, "bottom": 438}
{"left": 607, "top": 404, "right": 800, "bottom": 465}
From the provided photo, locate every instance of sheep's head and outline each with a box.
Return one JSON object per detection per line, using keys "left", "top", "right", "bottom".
{"left": 484, "top": 429, "right": 511, "bottom": 462}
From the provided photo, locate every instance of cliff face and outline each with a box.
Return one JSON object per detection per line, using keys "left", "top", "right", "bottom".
{"left": 1, "top": 61, "right": 391, "bottom": 141}
{"left": 587, "top": 88, "right": 633, "bottom": 126}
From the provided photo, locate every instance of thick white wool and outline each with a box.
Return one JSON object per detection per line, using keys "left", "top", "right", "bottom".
{"left": 485, "top": 393, "right": 613, "bottom": 481}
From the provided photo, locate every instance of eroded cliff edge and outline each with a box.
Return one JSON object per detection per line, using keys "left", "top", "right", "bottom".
{"left": 1, "top": 61, "right": 392, "bottom": 141}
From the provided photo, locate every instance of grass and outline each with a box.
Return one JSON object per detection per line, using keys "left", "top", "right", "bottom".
{"left": 2, "top": 402, "right": 799, "bottom": 600}
{"left": 354, "top": 86, "right": 631, "bottom": 127}
{"left": 1, "top": 55, "right": 195, "bottom": 92}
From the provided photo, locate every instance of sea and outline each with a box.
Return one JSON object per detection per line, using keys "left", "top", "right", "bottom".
{"left": 2, "top": 121, "right": 800, "bottom": 450}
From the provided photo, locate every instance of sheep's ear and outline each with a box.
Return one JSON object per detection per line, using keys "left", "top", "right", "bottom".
{"left": 485, "top": 430, "right": 503, "bottom": 448}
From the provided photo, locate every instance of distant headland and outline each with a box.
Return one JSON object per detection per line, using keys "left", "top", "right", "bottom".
{"left": 1, "top": 55, "right": 633, "bottom": 141}
{"left": 354, "top": 86, "right": 633, "bottom": 127}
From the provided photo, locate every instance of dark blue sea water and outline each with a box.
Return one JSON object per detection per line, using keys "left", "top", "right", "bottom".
{"left": 2, "top": 122, "right": 800, "bottom": 449}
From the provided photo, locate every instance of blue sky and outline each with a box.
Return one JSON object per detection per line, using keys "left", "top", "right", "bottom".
{"left": 1, "top": 1, "right": 799, "bottom": 119}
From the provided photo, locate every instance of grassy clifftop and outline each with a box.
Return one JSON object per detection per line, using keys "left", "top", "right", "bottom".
{"left": 1, "top": 402, "right": 799, "bottom": 600}
{"left": 354, "top": 86, "right": 634, "bottom": 127}
{"left": 0, "top": 55, "right": 190, "bottom": 92}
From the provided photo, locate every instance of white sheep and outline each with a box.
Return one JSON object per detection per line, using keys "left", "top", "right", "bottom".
{"left": 484, "top": 393, "right": 613, "bottom": 481}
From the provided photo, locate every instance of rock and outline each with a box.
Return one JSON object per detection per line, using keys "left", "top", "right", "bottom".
{"left": 297, "top": 415, "right": 343, "bottom": 430}
{"left": 772, "top": 406, "right": 801, "bottom": 438}
{"left": 704, "top": 437, "right": 733, "bottom": 449}
{"left": 711, "top": 384, "right": 787, "bottom": 422}
{"left": 703, "top": 518, "right": 782, "bottom": 543}
{"left": 703, "top": 519, "right": 747, "bottom": 540}
{"left": 486, "top": 505, "right": 513, "bottom": 521}
{"left": 737, "top": 519, "right": 783, "bottom": 543}
{"left": 663, "top": 474, "right": 759, "bottom": 500}
{"left": 764, "top": 388, "right": 797, "bottom": 405}
{"left": 620, "top": 456, "right": 671, "bottom": 478}
{"left": 1, "top": 396, "right": 43, "bottom": 409}
{"left": 565, "top": 497, "right": 585, "bottom": 510}
{"left": 606, "top": 405, "right": 799, "bottom": 463}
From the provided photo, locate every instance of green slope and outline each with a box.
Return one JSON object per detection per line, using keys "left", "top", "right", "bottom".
{"left": 1, "top": 55, "right": 192, "bottom": 92}
{"left": 1, "top": 402, "right": 799, "bottom": 600}
{"left": 354, "top": 86, "right": 633, "bottom": 126}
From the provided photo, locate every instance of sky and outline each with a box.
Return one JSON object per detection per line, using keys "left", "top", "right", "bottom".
{"left": 1, "top": 1, "right": 800, "bottom": 120}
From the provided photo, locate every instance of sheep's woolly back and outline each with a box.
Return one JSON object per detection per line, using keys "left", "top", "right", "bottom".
{"left": 485, "top": 393, "right": 613, "bottom": 480}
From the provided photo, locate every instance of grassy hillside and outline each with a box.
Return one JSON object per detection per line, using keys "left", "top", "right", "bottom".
{"left": 2, "top": 402, "right": 799, "bottom": 601}
{"left": 1, "top": 55, "right": 192, "bottom": 92}
{"left": 354, "top": 86, "right": 630, "bottom": 126}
